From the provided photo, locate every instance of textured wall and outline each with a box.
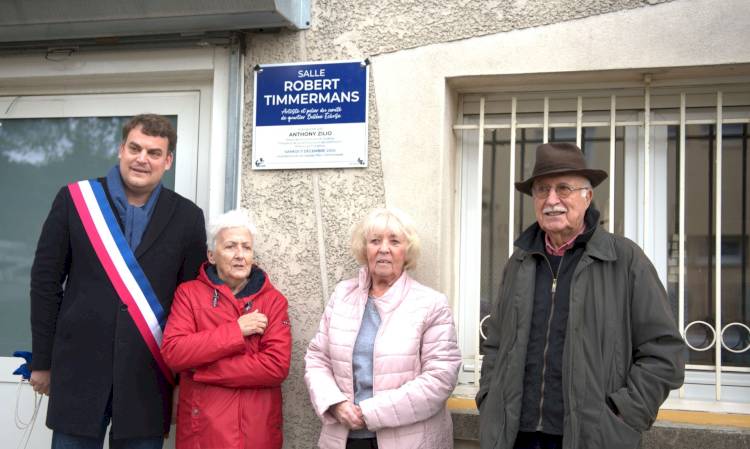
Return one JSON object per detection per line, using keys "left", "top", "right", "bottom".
{"left": 265, "top": 0, "right": 671, "bottom": 59}
{"left": 241, "top": 62, "right": 385, "bottom": 447}
{"left": 240, "top": 1, "right": 674, "bottom": 448}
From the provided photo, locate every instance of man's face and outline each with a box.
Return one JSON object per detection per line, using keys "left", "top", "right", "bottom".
{"left": 532, "top": 174, "right": 592, "bottom": 243}
{"left": 118, "top": 125, "right": 173, "bottom": 201}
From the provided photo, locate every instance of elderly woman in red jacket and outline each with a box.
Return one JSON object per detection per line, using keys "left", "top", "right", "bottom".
{"left": 161, "top": 208, "right": 291, "bottom": 449}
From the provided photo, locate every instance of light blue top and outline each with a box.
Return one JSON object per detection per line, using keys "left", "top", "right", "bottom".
{"left": 349, "top": 296, "right": 381, "bottom": 439}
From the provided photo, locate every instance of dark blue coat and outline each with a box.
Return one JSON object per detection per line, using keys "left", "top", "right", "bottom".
{"left": 30, "top": 177, "right": 206, "bottom": 439}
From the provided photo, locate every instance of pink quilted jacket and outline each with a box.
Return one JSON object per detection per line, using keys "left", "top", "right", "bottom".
{"left": 304, "top": 268, "right": 462, "bottom": 449}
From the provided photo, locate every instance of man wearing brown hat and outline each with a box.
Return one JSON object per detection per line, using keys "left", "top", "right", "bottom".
{"left": 476, "top": 142, "right": 685, "bottom": 449}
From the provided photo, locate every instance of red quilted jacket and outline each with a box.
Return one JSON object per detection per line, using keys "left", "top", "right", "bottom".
{"left": 162, "top": 263, "right": 291, "bottom": 449}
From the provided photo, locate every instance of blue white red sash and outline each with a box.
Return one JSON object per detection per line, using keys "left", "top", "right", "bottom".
{"left": 68, "top": 180, "right": 174, "bottom": 385}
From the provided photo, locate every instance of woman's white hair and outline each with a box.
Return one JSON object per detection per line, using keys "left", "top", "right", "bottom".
{"left": 350, "top": 207, "right": 421, "bottom": 271}
{"left": 206, "top": 208, "right": 258, "bottom": 251}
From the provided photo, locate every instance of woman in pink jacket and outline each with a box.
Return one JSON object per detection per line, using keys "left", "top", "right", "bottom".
{"left": 305, "top": 207, "right": 462, "bottom": 449}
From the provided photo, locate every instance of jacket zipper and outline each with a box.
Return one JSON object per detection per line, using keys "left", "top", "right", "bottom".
{"left": 536, "top": 253, "right": 564, "bottom": 431}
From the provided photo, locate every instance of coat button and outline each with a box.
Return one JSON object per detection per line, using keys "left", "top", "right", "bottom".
{"left": 192, "top": 408, "right": 200, "bottom": 416}
{"left": 120, "top": 304, "right": 128, "bottom": 311}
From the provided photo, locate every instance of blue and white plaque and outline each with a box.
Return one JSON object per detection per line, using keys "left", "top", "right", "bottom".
{"left": 252, "top": 60, "right": 369, "bottom": 169}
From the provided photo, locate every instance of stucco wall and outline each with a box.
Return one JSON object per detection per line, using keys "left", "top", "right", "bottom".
{"left": 239, "top": 1, "right": 688, "bottom": 448}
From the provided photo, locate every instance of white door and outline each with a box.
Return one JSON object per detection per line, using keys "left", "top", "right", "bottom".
{"left": 0, "top": 91, "right": 200, "bottom": 449}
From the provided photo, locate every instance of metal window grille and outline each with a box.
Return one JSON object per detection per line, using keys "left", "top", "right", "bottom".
{"left": 454, "top": 80, "right": 750, "bottom": 411}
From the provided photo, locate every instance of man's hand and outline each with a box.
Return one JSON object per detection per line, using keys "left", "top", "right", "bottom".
{"left": 237, "top": 310, "right": 268, "bottom": 336}
{"left": 329, "top": 400, "right": 365, "bottom": 430}
{"left": 29, "top": 370, "right": 51, "bottom": 396}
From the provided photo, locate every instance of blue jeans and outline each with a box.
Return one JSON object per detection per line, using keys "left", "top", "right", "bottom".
{"left": 51, "top": 394, "right": 163, "bottom": 449}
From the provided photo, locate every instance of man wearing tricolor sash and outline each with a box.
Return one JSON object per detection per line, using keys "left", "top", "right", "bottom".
{"left": 29, "top": 114, "right": 207, "bottom": 449}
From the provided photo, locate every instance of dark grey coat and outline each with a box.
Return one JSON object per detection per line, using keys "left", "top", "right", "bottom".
{"left": 476, "top": 222, "right": 685, "bottom": 449}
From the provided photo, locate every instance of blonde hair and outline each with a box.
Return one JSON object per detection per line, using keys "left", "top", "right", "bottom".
{"left": 350, "top": 207, "right": 421, "bottom": 271}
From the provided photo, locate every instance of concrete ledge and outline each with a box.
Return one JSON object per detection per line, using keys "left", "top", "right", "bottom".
{"left": 451, "top": 409, "right": 750, "bottom": 449}
{"left": 452, "top": 407, "right": 479, "bottom": 441}
{"left": 644, "top": 422, "right": 750, "bottom": 449}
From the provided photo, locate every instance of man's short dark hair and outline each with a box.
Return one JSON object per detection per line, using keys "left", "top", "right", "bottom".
{"left": 122, "top": 114, "right": 177, "bottom": 154}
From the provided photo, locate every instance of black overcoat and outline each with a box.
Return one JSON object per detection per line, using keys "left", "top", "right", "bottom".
{"left": 30, "top": 177, "right": 207, "bottom": 439}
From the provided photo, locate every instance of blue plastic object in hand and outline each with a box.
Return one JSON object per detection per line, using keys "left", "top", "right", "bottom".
{"left": 13, "top": 350, "right": 32, "bottom": 381}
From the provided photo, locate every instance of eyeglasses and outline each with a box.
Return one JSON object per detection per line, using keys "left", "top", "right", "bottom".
{"left": 531, "top": 183, "right": 590, "bottom": 199}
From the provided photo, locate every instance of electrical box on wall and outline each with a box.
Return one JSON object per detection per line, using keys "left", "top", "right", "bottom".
{"left": 0, "top": 0, "right": 311, "bottom": 44}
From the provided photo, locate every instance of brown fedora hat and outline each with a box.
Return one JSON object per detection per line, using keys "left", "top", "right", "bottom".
{"left": 515, "top": 142, "right": 608, "bottom": 196}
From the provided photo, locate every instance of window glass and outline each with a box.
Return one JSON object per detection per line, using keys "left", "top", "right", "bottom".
{"left": 719, "top": 124, "right": 750, "bottom": 367}
{"left": 668, "top": 123, "right": 750, "bottom": 368}
{"left": 0, "top": 116, "right": 176, "bottom": 357}
{"left": 480, "top": 128, "right": 511, "bottom": 348}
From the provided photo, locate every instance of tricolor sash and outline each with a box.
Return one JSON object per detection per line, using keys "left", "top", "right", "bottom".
{"left": 68, "top": 180, "right": 174, "bottom": 385}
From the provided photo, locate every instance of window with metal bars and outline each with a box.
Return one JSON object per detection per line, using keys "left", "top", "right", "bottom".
{"left": 454, "top": 82, "right": 750, "bottom": 411}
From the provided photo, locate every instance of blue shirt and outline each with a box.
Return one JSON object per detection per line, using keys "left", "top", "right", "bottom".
{"left": 349, "top": 296, "right": 381, "bottom": 439}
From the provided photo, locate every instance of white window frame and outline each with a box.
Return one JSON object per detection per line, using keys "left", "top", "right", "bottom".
{"left": 453, "top": 78, "right": 750, "bottom": 413}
